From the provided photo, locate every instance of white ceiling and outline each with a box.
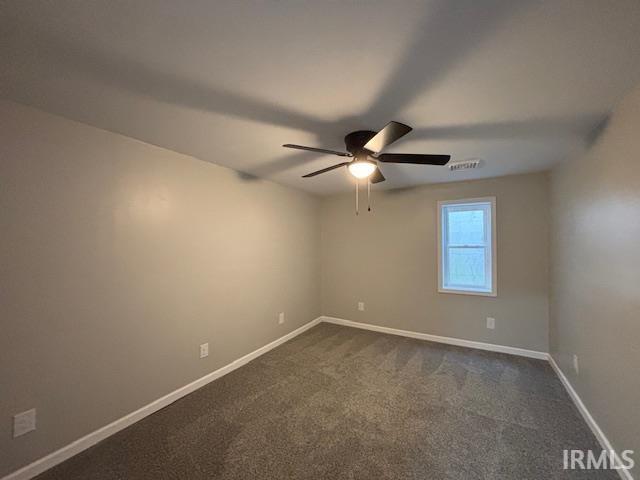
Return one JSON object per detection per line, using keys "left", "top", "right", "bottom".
{"left": 2, "top": 0, "right": 640, "bottom": 195}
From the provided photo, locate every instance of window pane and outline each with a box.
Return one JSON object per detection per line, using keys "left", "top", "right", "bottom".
{"left": 447, "top": 208, "right": 485, "bottom": 245}
{"left": 446, "top": 247, "right": 486, "bottom": 288}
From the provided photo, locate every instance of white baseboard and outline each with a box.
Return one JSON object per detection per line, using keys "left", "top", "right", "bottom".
{"left": 548, "top": 355, "right": 633, "bottom": 480}
{"left": 320, "top": 316, "right": 548, "bottom": 360}
{"left": 2, "top": 317, "right": 322, "bottom": 480}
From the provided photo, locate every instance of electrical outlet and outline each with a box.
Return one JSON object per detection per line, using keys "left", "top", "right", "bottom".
{"left": 200, "top": 343, "right": 209, "bottom": 359}
{"left": 486, "top": 317, "right": 495, "bottom": 329}
{"left": 358, "top": 302, "right": 365, "bottom": 311}
{"left": 13, "top": 409, "right": 36, "bottom": 438}
{"left": 573, "top": 354, "right": 579, "bottom": 375}
{"left": 278, "top": 312, "right": 285, "bottom": 324}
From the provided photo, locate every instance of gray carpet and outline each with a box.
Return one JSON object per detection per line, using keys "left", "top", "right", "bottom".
{"left": 35, "top": 323, "right": 615, "bottom": 479}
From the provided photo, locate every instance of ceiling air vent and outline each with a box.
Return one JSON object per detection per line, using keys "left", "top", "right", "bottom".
{"left": 449, "top": 158, "right": 481, "bottom": 171}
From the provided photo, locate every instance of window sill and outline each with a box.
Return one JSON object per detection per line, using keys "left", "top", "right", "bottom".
{"left": 438, "top": 287, "right": 497, "bottom": 297}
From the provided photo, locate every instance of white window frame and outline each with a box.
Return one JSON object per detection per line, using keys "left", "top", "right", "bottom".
{"left": 437, "top": 197, "right": 497, "bottom": 297}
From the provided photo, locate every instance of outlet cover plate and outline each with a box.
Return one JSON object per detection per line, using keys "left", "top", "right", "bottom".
{"left": 13, "top": 409, "right": 36, "bottom": 438}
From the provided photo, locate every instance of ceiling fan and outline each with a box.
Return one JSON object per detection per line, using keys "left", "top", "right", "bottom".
{"left": 283, "top": 121, "right": 451, "bottom": 185}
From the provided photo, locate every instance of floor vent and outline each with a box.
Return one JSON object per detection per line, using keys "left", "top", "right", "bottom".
{"left": 449, "top": 159, "right": 481, "bottom": 171}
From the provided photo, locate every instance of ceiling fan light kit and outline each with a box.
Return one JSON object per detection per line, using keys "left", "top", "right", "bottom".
{"left": 347, "top": 160, "right": 376, "bottom": 179}
{"left": 283, "top": 121, "right": 452, "bottom": 214}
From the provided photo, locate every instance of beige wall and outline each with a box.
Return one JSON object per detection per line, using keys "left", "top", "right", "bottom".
{"left": 549, "top": 84, "right": 640, "bottom": 468}
{"left": 320, "top": 172, "right": 550, "bottom": 352}
{"left": 0, "top": 101, "right": 321, "bottom": 476}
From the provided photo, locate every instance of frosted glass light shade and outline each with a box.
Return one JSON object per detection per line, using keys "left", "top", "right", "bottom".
{"left": 348, "top": 161, "right": 376, "bottom": 179}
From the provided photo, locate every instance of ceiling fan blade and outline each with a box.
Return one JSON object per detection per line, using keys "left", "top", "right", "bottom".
{"left": 302, "top": 162, "right": 350, "bottom": 178}
{"left": 370, "top": 168, "right": 386, "bottom": 184}
{"left": 283, "top": 144, "right": 351, "bottom": 157}
{"left": 377, "top": 153, "right": 451, "bottom": 165}
{"left": 363, "top": 121, "right": 413, "bottom": 153}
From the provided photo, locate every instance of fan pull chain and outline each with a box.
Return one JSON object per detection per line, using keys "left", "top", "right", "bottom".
{"left": 355, "top": 179, "right": 359, "bottom": 215}
{"left": 367, "top": 179, "right": 371, "bottom": 212}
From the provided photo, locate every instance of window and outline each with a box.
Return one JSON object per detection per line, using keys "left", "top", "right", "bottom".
{"left": 438, "top": 197, "right": 496, "bottom": 296}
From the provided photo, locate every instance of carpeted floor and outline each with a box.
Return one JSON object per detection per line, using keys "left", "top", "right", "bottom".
{"left": 35, "top": 323, "right": 615, "bottom": 479}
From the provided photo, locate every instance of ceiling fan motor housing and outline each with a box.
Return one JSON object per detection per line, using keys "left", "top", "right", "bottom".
{"left": 344, "top": 130, "right": 377, "bottom": 155}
